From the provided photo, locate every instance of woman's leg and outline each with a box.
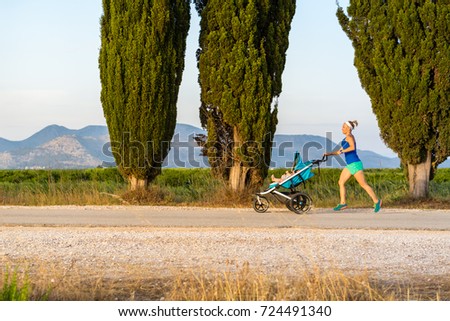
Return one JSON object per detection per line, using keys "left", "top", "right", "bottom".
{"left": 353, "top": 170, "right": 378, "bottom": 203}
{"left": 338, "top": 168, "right": 352, "bottom": 204}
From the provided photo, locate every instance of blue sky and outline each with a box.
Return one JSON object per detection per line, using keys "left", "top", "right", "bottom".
{"left": 0, "top": 0, "right": 396, "bottom": 157}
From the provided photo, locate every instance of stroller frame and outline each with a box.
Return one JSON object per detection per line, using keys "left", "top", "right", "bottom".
{"left": 253, "top": 154, "right": 327, "bottom": 214}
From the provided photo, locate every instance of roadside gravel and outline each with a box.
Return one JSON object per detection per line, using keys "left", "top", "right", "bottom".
{"left": 2, "top": 226, "right": 449, "bottom": 282}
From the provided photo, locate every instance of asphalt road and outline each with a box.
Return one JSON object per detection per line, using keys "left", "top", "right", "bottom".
{"left": 1, "top": 206, "right": 449, "bottom": 230}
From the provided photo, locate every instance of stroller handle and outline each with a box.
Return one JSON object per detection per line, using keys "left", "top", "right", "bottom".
{"left": 312, "top": 155, "right": 328, "bottom": 165}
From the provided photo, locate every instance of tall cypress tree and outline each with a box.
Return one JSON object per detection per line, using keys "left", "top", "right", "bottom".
{"left": 100, "top": 0, "right": 190, "bottom": 190}
{"left": 337, "top": 0, "right": 450, "bottom": 198}
{"left": 195, "top": 0, "right": 296, "bottom": 191}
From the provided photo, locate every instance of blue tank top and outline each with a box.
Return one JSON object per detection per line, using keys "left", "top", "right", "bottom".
{"left": 341, "top": 137, "right": 361, "bottom": 165}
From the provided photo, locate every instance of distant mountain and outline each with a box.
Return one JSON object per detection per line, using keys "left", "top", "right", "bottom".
{"left": 0, "top": 124, "right": 207, "bottom": 169}
{"left": 0, "top": 125, "right": 110, "bottom": 169}
{"left": 0, "top": 125, "right": 78, "bottom": 152}
{"left": 0, "top": 124, "right": 448, "bottom": 169}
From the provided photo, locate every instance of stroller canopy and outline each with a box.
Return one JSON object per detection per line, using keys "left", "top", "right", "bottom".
{"left": 270, "top": 151, "right": 314, "bottom": 189}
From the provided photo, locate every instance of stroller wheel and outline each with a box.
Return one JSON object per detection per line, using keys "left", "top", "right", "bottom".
{"left": 288, "top": 193, "right": 312, "bottom": 214}
{"left": 253, "top": 196, "right": 269, "bottom": 213}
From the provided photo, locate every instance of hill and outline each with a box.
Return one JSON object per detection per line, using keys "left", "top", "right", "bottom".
{"left": 0, "top": 125, "right": 109, "bottom": 169}
{"left": 0, "top": 124, "right": 447, "bottom": 169}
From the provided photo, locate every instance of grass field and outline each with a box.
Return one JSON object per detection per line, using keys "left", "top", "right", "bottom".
{"left": 0, "top": 167, "right": 449, "bottom": 208}
{"left": 1, "top": 263, "right": 447, "bottom": 301}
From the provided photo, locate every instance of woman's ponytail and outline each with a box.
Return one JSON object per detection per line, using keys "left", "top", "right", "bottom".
{"left": 350, "top": 120, "right": 358, "bottom": 129}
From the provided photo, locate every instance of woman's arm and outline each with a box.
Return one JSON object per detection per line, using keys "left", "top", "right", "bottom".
{"left": 324, "top": 150, "right": 339, "bottom": 156}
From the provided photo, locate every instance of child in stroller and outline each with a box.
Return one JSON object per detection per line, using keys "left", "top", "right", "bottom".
{"left": 271, "top": 171, "right": 294, "bottom": 183}
{"left": 253, "top": 152, "right": 327, "bottom": 214}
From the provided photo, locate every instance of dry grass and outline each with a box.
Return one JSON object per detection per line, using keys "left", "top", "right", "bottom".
{"left": 1, "top": 261, "right": 447, "bottom": 301}
{"left": 388, "top": 196, "right": 450, "bottom": 210}
{"left": 121, "top": 185, "right": 170, "bottom": 205}
{"left": 1, "top": 260, "right": 169, "bottom": 301}
{"left": 167, "top": 263, "right": 446, "bottom": 301}
{"left": 119, "top": 183, "right": 257, "bottom": 208}
{"left": 0, "top": 183, "right": 126, "bottom": 206}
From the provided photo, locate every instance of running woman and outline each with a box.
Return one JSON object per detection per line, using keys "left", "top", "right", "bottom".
{"left": 324, "top": 120, "right": 382, "bottom": 213}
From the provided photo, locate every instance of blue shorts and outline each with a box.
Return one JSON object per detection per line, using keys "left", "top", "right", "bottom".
{"left": 346, "top": 161, "right": 364, "bottom": 175}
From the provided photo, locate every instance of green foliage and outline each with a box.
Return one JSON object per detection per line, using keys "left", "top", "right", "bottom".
{"left": 124, "top": 168, "right": 222, "bottom": 204}
{"left": 99, "top": 0, "right": 191, "bottom": 185}
{"left": 155, "top": 168, "right": 214, "bottom": 188}
{"left": 432, "top": 168, "right": 450, "bottom": 183}
{"left": 0, "top": 169, "right": 126, "bottom": 206}
{"left": 430, "top": 168, "right": 450, "bottom": 199}
{"left": 0, "top": 168, "right": 449, "bottom": 207}
{"left": 195, "top": 0, "right": 296, "bottom": 187}
{"left": 337, "top": 1, "right": 450, "bottom": 173}
{"left": 0, "top": 168, "right": 124, "bottom": 184}
{"left": 1, "top": 269, "right": 30, "bottom": 301}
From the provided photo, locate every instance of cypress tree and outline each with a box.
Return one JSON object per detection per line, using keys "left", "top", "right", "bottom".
{"left": 99, "top": 0, "right": 190, "bottom": 190}
{"left": 194, "top": 0, "right": 296, "bottom": 191}
{"left": 337, "top": 0, "right": 450, "bottom": 198}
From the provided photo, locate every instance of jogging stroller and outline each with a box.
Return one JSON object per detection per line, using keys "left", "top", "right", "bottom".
{"left": 253, "top": 152, "right": 327, "bottom": 214}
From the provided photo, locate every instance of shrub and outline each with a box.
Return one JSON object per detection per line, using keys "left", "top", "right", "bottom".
{"left": 1, "top": 269, "right": 30, "bottom": 301}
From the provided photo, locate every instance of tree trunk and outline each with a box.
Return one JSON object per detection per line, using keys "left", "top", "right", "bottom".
{"left": 229, "top": 127, "right": 249, "bottom": 192}
{"left": 128, "top": 175, "right": 148, "bottom": 191}
{"left": 407, "top": 152, "right": 431, "bottom": 198}
{"left": 229, "top": 165, "right": 250, "bottom": 192}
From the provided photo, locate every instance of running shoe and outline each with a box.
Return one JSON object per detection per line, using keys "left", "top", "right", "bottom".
{"left": 374, "top": 199, "right": 382, "bottom": 213}
{"left": 333, "top": 203, "right": 347, "bottom": 211}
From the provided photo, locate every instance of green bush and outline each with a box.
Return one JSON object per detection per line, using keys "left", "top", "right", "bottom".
{"left": 0, "top": 168, "right": 126, "bottom": 206}
{"left": 1, "top": 269, "right": 30, "bottom": 301}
